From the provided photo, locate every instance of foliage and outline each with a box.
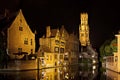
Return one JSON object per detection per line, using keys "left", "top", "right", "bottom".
{"left": 99, "top": 37, "right": 119, "bottom": 62}
{"left": 99, "top": 39, "right": 113, "bottom": 62}
{"left": 104, "top": 45, "right": 112, "bottom": 56}
{"left": 110, "top": 38, "right": 117, "bottom": 52}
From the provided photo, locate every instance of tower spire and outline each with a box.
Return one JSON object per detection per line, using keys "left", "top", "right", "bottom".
{"left": 79, "top": 13, "right": 90, "bottom": 47}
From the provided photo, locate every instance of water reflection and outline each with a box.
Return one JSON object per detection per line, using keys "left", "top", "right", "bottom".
{"left": 0, "top": 64, "right": 100, "bottom": 80}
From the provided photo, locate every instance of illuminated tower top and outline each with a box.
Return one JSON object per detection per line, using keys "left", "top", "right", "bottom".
{"left": 79, "top": 13, "right": 90, "bottom": 46}
{"left": 80, "top": 13, "right": 88, "bottom": 25}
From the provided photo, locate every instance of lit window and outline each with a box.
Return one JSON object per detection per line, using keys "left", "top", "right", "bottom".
{"left": 54, "top": 47, "right": 59, "bottom": 53}
{"left": 61, "top": 42, "right": 65, "bottom": 46}
{"left": 55, "top": 40, "right": 59, "bottom": 45}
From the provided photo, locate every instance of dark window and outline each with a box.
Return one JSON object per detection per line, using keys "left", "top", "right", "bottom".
{"left": 31, "top": 39, "right": 32, "bottom": 45}
{"left": 115, "top": 56, "right": 118, "bottom": 62}
{"left": 60, "top": 48, "right": 64, "bottom": 53}
{"left": 46, "top": 55, "right": 49, "bottom": 60}
{"left": 55, "top": 55, "right": 57, "bottom": 59}
{"left": 18, "top": 48, "right": 22, "bottom": 53}
{"left": 19, "top": 26, "right": 23, "bottom": 31}
{"left": 24, "top": 38, "right": 28, "bottom": 45}
{"left": 60, "top": 55, "right": 63, "bottom": 59}
{"left": 31, "top": 49, "right": 33, "bottom": 54}
{"left": 81, "top": 33, "right": 84, "bottom": 37}
{"left": 20, "top": 19, "right": 22, "bottom": 22}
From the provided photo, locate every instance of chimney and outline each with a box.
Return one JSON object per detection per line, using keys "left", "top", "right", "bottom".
{"left": 46, "top": 26, "right": 51, "bottom": 37}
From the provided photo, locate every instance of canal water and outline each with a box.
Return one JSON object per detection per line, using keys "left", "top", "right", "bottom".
{"left": 0, "top": 64, "right": 116, "bottom": 80}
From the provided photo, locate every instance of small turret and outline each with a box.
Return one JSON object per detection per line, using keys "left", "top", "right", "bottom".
{"left": 46, "top": 26, "right": 51, "bottom": 38}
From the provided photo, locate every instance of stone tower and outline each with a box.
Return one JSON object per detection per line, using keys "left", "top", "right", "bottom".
{"left": 79, "top": 13, "right": 90, "bottom": 47}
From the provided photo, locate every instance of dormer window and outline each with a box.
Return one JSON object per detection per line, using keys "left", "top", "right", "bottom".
{"left": 20, "top": 19, "right": 22, "bottom": 22}
{"left": 19, "top": 26, "right": 23, "bottom": 31}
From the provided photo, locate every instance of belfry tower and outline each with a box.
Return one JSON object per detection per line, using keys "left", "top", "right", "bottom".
{"left": 79, "top": 13, "right": 90, "bottom": 51}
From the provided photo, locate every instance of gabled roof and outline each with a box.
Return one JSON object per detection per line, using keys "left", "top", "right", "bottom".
{"left": 0, "top": 9, "right": 34, "bottom": 33}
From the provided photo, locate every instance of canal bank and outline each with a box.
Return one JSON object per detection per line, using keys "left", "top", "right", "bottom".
{"left": 0, "top": 59, "right": 80, "bottom": 72}
{"left": 0, "top": 64, "right": 100, "bottom": 80}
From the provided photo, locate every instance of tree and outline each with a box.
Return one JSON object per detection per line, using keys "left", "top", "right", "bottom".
{"left": 0, "top": 31, "right": 8, "bottom": 68}
{"left": 110, "top": 38, "right": 117, "bottom": 52}
{"left": 104, "top": 45, "right": 112, "bottom": 56}
{"left": 99, "top": 39, "right": 113, "bottom": 62}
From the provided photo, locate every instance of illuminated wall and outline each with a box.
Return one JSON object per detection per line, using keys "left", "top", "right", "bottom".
{"left": 7, "top": 9, "right": 35, "bottom": 59}
{"left": 39, "top": 26, "right": 65, "bottom": 66}
{"left": 79, "top": 13, "right": 90, "bottom": 46}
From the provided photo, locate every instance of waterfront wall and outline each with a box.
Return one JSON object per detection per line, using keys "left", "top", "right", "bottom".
{"left": 6, "top": 60, "right": 37, "bottom": 70}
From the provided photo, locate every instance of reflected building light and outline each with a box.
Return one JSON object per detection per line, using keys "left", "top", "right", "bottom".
{"left": 71, "top": 76, "right": 74, "bottom": 79}
{"left": 92, "top": 55, "right": 94, "bottom": 58}
{"left": 58, "top": 61, "right": 60, "bottom": 64}
{"left": 60, "top": 71, "right": 63, "bottom": 74}
{"left": 92, "top": 70, "right": 95, "bottom": 74}
{"left": 58, "top": 69, "right": 60, "bottom": 73}
{"left": 65, "top": 73, "right": 69, "bottom": 79}
{"left": 79, "top": 71, "right": 82, "bottom": 75}
{"left": 92, "top": 65, "right": 96, "bottom": 70}
{"left": 42, "top": 71, "right": 46, "bottom": 77}
{"left": 46, "top": 77, "right": 48, "bottom": 79}
{"left": 92, "top": 60, "right": 96, "bottom": 64}
{"left": 64, "top": 62, "right": 67, "bottom": 65}
{"left": 63, "top": 67, "right": 67, "bottom": 71}
{"left": 79, "top": 55, "right": 82, "bottom": 58}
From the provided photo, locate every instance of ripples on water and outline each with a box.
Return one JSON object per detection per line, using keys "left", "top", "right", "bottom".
{"left": 0, "top": 64, "right": 116, "bottom": 80}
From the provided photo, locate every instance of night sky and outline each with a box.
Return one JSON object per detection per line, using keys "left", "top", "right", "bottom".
{"left": 0, "top": 0, "right": 120, "bottom": 50}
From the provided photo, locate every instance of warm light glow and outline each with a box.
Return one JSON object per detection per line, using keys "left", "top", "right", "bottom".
{"left": 79, "top": 13, "right": 90, "bottom": 46}
{"left": 92, "top": 65, "right": 96, "bottom": 69}
{"left": 93, "top": 60, "right": 96, "bottom": 64}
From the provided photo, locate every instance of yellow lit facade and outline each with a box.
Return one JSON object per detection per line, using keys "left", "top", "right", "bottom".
{"left": 7, "top": 9, "right": 35, "bottom": 59}
{"left": 79, "top": 13, "right": 90, "bottom": 46}
{"left": 38, "top": 26, "right": 65, "bottom": 67}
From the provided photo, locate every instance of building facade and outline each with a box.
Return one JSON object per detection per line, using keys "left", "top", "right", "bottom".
{"left": 79, "top": 13, "right": 90, "bottom": 47}
{"left": 38, "top": 26, "right": 65, "bottom": 67}
{"left": 68, "top": 33, "right": 79, "bottom": 64}
{"left": 60, "top": 26, "right": 79, "bottom": 65}
{"left": 7, "top": 9, "right": 35, "bottom": 59}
